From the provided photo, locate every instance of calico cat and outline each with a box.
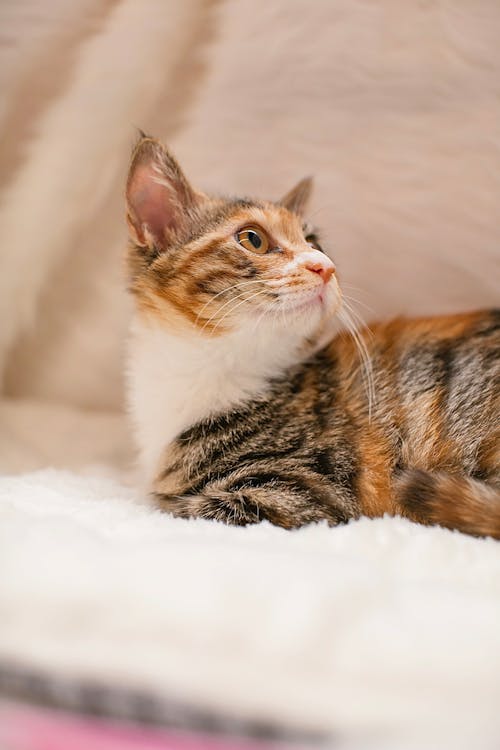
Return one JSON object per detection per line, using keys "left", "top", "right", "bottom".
{"left": 125, "top": 135, "right": 500, "bottom": 538}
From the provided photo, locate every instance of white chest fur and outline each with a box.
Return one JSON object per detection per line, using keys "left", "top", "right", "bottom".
{"left": 126, "top": 318, "right": 304, "bottom": 485}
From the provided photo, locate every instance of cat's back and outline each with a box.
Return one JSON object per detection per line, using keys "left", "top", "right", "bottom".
{"left": 352, "top": 309, "right": 499, "bottom": 471}
{"left": 368, "top": 308, "right": 499, "bottom": 352}
{"left": 328, "top": 308, "right": 498, "bottom": 411}
{"left": 364, "top": 308, "right": 499, "bottom": 405}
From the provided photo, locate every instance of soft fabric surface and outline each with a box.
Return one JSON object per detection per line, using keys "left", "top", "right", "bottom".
{"left": 1, "top": 469, "right": 499, "bottom": 748}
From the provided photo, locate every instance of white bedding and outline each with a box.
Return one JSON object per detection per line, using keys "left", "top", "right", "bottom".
{"left": 1, "top": 465, "right": 499, "bottom": 748}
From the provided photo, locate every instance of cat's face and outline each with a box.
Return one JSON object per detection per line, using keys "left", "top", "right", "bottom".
{"left": 126, "top": 137, "right": 341, "bottom": 339}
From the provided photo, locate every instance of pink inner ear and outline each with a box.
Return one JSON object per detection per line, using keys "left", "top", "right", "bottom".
{"left": 127, "top": 162, "right": 178, "bottom": 246}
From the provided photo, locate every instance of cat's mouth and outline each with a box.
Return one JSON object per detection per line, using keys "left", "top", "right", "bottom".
{"left": 278, "top": 286, "right": 334, "bottom": 316}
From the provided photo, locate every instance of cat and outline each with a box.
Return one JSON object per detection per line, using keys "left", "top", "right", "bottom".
{"left": 125, "top": 135, "right": 500, "bottom": 538}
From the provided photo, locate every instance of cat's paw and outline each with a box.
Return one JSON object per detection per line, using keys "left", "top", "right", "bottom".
{"left": 154, "top": 491, "right": 262, "bottom": 526}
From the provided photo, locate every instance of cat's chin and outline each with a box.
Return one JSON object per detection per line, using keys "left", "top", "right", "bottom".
{"left": 282, "top": 293, "right": 325, "bottom": 317}
{"left": 237, "top": 293, "right": 339, "bottom": 350}
{"left": 274, "top": 286, "right": 340, "bottom": 330}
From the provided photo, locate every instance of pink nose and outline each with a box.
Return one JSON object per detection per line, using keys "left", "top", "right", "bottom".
{"left": 305, "top": 258, "right": 335, "bottom": 284}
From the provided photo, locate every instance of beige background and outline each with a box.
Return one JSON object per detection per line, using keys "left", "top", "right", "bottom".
{"left": 0, "top": 0, "right": 499, "bottom": 468}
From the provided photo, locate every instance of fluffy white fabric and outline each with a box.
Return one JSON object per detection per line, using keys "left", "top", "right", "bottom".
{"left": 1, "top": 468, "right": 499, "bottom": 748}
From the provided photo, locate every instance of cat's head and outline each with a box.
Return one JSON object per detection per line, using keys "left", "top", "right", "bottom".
{"left": 126, "top": 136, "right": 341, "bottom": 340}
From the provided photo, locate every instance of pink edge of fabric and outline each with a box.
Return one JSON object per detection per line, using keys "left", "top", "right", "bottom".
{"left": 0, "top": 702, "right": 290, "bottom": 750}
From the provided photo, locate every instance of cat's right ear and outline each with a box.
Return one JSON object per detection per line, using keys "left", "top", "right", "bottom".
{"left": 279, "top": 176, "right": 313, "bottom": 217}
{"left": 126, "top": 136, "right": 202, "bottom": 248}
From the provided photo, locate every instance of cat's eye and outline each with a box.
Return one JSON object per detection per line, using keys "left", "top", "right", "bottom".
{"left": 305, "top": 234, "right": 323, "bottom": 253}
{"left": 236, "top": 226, "right": 269, "bottom": 254}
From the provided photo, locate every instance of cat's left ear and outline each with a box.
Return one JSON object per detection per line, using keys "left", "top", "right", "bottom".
{"left": 279, "top": 176, "right": 313, "bottom": 217}
{"left": 126, "top": 135, "right": 204, "bottom": 248}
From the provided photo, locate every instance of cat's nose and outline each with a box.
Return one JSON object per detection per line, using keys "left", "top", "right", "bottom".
{"left": 304, "top": 256, "right": 335, "bottom": 284}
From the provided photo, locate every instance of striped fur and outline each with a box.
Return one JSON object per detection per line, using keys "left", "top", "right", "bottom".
{"left": 126, "top": 137, "right": 500, "bottom": 539}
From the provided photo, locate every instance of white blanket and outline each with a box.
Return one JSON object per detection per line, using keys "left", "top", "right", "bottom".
{"left": 1, "top": 466, "right": 499, "bottom": 747}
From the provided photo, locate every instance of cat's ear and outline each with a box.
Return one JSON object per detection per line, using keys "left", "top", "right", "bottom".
{"left": 279, "top": 176, "right": 313, "bottom": 217}
{"left": 126, "top": 135, "right": 203, "bottom": 248}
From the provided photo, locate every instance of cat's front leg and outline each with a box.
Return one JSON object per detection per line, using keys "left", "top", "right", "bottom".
{"left": 153, "top": 475, "right": 352, "bottom": 530}
{"left": 154, "top": 488, "right": 263, "bottom": 526}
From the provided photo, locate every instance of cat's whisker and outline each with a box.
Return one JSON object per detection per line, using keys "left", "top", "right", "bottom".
{"left": 338, "top": 303, "right": 376, "bottom": 420}
{"left": 342, "top": 303, "right": 375, "bottom": 342}
{"left": 195, "top": 279, "right": 265, "bottom": 326}
{"left": 200, "top": 286, "right": 266, "bottom": 334}
{"left": 341, "top": 306, "right": 373, "bottom": 378}
{"left": 251, "top": 299, "right": 277, "bottom": 335}
{"left": 249, "top": 300, "right": 270, "bottom": 336}
{"left": 339, "top": 309, "right": 367, "bottom": 393}
{"left": 267, "top": 278, "right": 294, "bottom": 288}
{"left": 343, "top": 283, "right": 367, "bottom": 293}
{"left": 350, "top": 330, "right": 376, "bottom": 420}
{"left": 343, "top": 298, "right": 374, "bottom": 340}
{"left": 279, "top": 296, "right": 288, "bottom": 329}
{"left": 208, "top": 290, "right": 270, "bottom": 337}
{"left": 342, "top": 294, "right": 375, "bottom": 316}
